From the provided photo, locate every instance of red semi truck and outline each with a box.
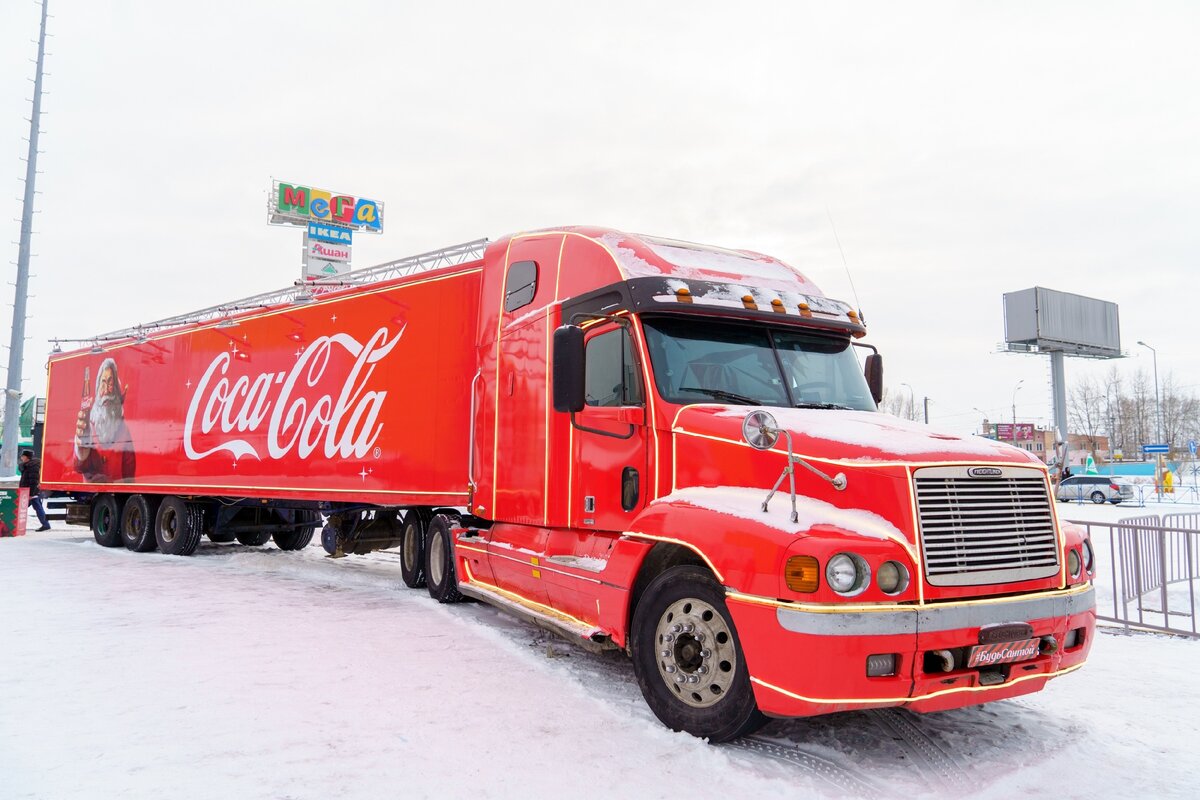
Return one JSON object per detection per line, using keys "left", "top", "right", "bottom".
{"left": 41, "top": 227, "right": 1095, "bottom": 741}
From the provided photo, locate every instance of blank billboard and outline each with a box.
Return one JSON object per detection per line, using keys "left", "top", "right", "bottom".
{"left": 1003, "top": 287, "right": 1120, "bottom": 357}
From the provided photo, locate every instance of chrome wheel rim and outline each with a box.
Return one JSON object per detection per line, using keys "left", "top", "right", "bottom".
{"left": 654, "top": 597, "right": 737, "bottom": 708}
{"left": 160, "top": 509, "right": 178, "bottom": 543}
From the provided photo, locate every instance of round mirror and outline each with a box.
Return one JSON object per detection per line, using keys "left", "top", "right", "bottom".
{"left": 742, "top": 410, "right": 779, "bottom": 450}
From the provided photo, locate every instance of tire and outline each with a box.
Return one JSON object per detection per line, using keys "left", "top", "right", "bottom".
{"left": 400, "top": 510, "right": 430, "bottom": 589}
{"left": 91, "top": 494, "right": 124, "bottom": 548}
{"left": 155, "top": 496, "right": 202, "bottom": 556}
{"left": 120, "top": 494, "right": 161, "bottom": 552}
{"left": 1091, "top": 491, "right": 1106, "bottom": 504}
{"left": 236, "top": 531, "right": 272, "bottom": 547}
{"left": 207, "top": 532, "right": 236, "bottom": 543}
{"left": 424, "top": 514, "right": 463, "bottom": 603}
{"left": 273, "top": 510, "right": 318, "bottom": 551}
{"left": 630, "top": 565, "right": 766, "bottom": 742}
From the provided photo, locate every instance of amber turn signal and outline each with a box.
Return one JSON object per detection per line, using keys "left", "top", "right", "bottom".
{"left": 675, "top": 287, "right": 693, "bottom": 303}
{"left": 785, "top": 555, "right": 820, "bottom": 593}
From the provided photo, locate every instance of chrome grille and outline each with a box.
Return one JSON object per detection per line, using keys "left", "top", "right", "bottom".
{"left": 914, "top": 466, "right": 1060, "bottom": 587}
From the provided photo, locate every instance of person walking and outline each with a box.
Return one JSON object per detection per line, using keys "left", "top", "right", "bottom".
{"left": 19, "top": 449, "right": 50, "bottom": 532}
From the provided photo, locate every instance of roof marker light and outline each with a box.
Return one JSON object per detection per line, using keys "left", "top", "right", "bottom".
{"left": 675, "top": 287, "right": 693, "bottom": 304}
{"left": 770, "top": 298, "right": 786, "bottom": 313}
{"left": 797, "top": 302, "right": 812, "bottom": 318}
{"left": 741, "top": 294, "right": 757, "bottom": 310}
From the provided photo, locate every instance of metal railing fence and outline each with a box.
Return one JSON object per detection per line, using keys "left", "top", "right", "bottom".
{"left": 1071, "top": 513, "right": 1200, "bottom": 638}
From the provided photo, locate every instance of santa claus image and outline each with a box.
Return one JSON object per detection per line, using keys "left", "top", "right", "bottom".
{"left": 74, "top": 357, "right": 136, "bottom": 482}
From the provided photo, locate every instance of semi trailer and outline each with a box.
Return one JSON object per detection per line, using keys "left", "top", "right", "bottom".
{"left": 41, "top": 226, "right": 1095, "bottom": 741}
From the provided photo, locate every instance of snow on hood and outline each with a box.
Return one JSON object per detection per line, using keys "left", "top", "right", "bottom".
{"left": 652, "top": 485, "right": 906, "bottom": 542}
{"left": 707, "top": 407, "right": 1032, "bottom": 463}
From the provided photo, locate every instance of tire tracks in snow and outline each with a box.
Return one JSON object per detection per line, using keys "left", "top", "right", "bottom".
{"left": 866, "top": 708, "right": 973, "bottom": 793}
{"left": 728, "top": 736, "right": 893, "bottom": 797}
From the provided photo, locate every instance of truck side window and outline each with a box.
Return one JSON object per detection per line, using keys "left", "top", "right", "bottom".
{"left": 504, "top": 260, "right": 538, "bottom": 312}
{"left": 585, "top": 329, "right": 642, "bottom": 407}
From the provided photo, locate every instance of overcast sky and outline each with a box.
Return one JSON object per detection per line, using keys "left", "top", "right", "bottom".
{"left": 2, "top": 1, "right": 1197, "bottom": 436}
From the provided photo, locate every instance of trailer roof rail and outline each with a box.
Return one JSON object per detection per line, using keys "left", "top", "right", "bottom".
{"left": 79, "top": 238, "right": 490, "bottom": 343}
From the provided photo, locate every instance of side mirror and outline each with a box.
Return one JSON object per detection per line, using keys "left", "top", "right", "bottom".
{"left": 864, "top": 353, "right": 883, "bottom": 405}
{"left": 552, "top": 325, "right": 585, "bottom": 413}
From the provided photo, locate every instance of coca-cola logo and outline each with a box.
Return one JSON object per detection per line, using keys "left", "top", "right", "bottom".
{"left": 183, "top": 326, "right": 403, "bottom": 462}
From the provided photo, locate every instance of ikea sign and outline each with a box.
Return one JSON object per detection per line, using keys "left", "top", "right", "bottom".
{"left": 308, "top": 222, "right": 353, "bottom": 244}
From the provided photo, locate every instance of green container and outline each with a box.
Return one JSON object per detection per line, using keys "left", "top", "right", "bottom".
{"left": 0, "top": 487, "right": 26, "bottom": 537}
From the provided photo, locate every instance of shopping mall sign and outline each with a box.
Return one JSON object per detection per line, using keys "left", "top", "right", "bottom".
{"left": 269, "top": 180, "right": 384, "bottom": 233}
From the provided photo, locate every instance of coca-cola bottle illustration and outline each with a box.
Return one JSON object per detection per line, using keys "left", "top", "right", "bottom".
{"left": 78, "top": 366, "right": 94, "bottom": 450}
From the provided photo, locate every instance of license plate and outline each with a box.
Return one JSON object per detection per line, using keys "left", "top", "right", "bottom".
{"left": 967, "top": 638, "right": 1041, "bottom": 668}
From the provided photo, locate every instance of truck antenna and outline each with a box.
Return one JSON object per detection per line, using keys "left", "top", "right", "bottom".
{"left": 825, "top": 207, "right": 863, "bottom": 323}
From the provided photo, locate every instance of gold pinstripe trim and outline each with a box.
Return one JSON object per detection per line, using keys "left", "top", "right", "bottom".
{"left": 620, "top": 531, "right": 726, "bottom": 583}
{"left": 725, "top": 581, "right": 1093, "bottom": 613}
{"left": 40, "top": 480, "right": 467, "bottom": 496}
{"left": 751, "top": 661, "right": 1086, "bottom": 706}
{"left": 461, "top": 559, "right": 597, "bottom": 630}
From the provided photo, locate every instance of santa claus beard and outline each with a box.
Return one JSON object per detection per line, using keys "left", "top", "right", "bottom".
{"left": 90, "top": 393, "right": 124, "bottom": 446}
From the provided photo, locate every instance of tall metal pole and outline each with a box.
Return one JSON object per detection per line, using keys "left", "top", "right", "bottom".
{"left": 1138, "top": 340, "right": 1164, "bottom": 490}
{"left": 901, "top": 382, "right": 915, "bottom": 421}
{"left": 1050, "top": 351, "right": 1069, "bottom": 472}
{"left": 2, "top": 1, "right": 49, "bottom": 473}
{"left": 1011, "top": 379, "right": 1024, "bottom": 427}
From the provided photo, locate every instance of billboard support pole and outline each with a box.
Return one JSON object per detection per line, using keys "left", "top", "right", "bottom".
{"left": 3, "top": 1, "right": 49, "bottom": 474}
{"left": 1051, "top": 350, "right": 1068, "bottom": 471}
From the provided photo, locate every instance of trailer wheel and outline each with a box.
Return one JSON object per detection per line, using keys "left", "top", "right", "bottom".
{"left": 400, "top": 510, "right": 431, "bottom": 589}
{"left": 91, "top": 494, "right": 124, "bottom": 548}
{"left": 424, "top": 514, "right": 463, "bottom": 603}
{"left": 273, "top": 511, "right": 318, "bottom": 551}
{"left": 321, "top": 524, "right": 338, "bottom": 554}
{"left": 207, "top": 532, "right": 236, "bottom": 543}
{"left": 155, "top": 496, "right": 201, "bottom": 556}
{"left": 236, "top": 531, "right": 272, "bottom": 547}
{"left": 120, "top": 494, "right": 161, "bottom": 553}
{"left": 630, "top": 565, "right": 766, "bottom": 742}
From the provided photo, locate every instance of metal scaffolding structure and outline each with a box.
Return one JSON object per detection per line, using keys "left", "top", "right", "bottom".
{"left": 70, "top": 238, "right": 489, "bottom": 346}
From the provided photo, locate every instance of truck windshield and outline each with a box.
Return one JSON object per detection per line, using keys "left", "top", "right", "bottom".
{"left": 640, "top": 316, "right": 877, "bottom": 411}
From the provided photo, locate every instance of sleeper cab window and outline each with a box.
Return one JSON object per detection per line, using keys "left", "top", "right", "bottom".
{"left": 504, "top": 260, "right": 538, "bottom": 312}
{"left": 585, "top": 329, "right": 643, "bottom": 407}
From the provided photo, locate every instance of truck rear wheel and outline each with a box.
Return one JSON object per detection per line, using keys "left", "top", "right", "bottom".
{"left": 630, "top": 565, "right": 766, "bottom": 742}
{"left": 424, "top": 514, "right": 463, "bottom": 603}
{"left": 155, "top": 496, "right": 202, "bottom": 556}
{"left": 400, "top": 510, "right": 431, "bottom": 588}
{"left": 236, "top": 531, "right": 272, "bottom": 547}
{"left": 273, "top": 511, "right": 319, "bottom": 551}
{"left": 91, "top": 494, "right": 123, "bottom": 548}
{"left": 121, "top": 494, "right": 161, "bottom": 552}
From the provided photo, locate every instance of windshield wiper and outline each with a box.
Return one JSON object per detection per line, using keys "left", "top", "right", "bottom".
{"left": 678, "top": 386, "right": 762, "bottom": 406}
{"left": 794, "top": 401, "right": 854, "bottom": 410}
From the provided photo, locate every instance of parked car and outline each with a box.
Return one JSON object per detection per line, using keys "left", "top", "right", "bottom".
{"left": 1056, "top": 475, "right": 1135, "bottom": 504}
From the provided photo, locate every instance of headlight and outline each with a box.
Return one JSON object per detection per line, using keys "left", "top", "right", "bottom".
{"left": 877, "top": 560, "right": 910, "bottom": 595}
{"left": 1068, "top": 548, "right": 1082, "bottom": 578}
{"left": 826, "top": 553, "right": 870, "bottom": 596}
{"left": 1082, "top": 539, "right": 1094, "bottom": 574}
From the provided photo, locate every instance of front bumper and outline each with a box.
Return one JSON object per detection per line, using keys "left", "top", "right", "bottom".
{"left": 727, "top": 585, "right": 1096, "bottom": 718}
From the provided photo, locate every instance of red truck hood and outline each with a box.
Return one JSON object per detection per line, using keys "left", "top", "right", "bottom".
{"left": 673, "top": 406, "right": 1042, "bottom": 466}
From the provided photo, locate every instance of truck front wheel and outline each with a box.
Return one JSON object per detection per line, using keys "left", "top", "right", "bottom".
{"left": 91, "top": 494, "right": 123, "bottom": 548}
{"left": 424, "top": 515, "right": 463, "bottom": 603}
{"left": 120, "top": 495, "right": 161, "bottom": 553}
{"left": 630, "top": 565, "right": 766, "bottom": 742}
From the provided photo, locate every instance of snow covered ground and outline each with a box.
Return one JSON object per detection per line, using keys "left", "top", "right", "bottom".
{"left": 2, "top": 506, "right": 1198, "bottom": 800}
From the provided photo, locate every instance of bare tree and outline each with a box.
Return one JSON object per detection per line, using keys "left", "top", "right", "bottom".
{"left": 881, "top": 387, "right": 921, "bottom": 421}
{"left": 1068, "top": 376, "right": 1105, "bottom": 456}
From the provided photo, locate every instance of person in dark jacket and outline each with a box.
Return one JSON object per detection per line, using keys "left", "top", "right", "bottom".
{"left": 19, "top": 449, "right": 50, "bottom": 531}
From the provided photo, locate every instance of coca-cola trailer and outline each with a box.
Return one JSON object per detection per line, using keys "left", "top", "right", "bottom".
{"left": 42, "top": 227, "right": 1095, "bottom": 741}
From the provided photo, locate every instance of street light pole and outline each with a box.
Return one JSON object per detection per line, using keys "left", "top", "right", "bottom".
{"left": 1011, "top": 379, "right": 1024, "bottom": 428}
{"left": 901, "top": 382, "right": 915, "bottom": 422}
{"left": 1137, "top": 341, "right": 1162, "bottom": 444}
